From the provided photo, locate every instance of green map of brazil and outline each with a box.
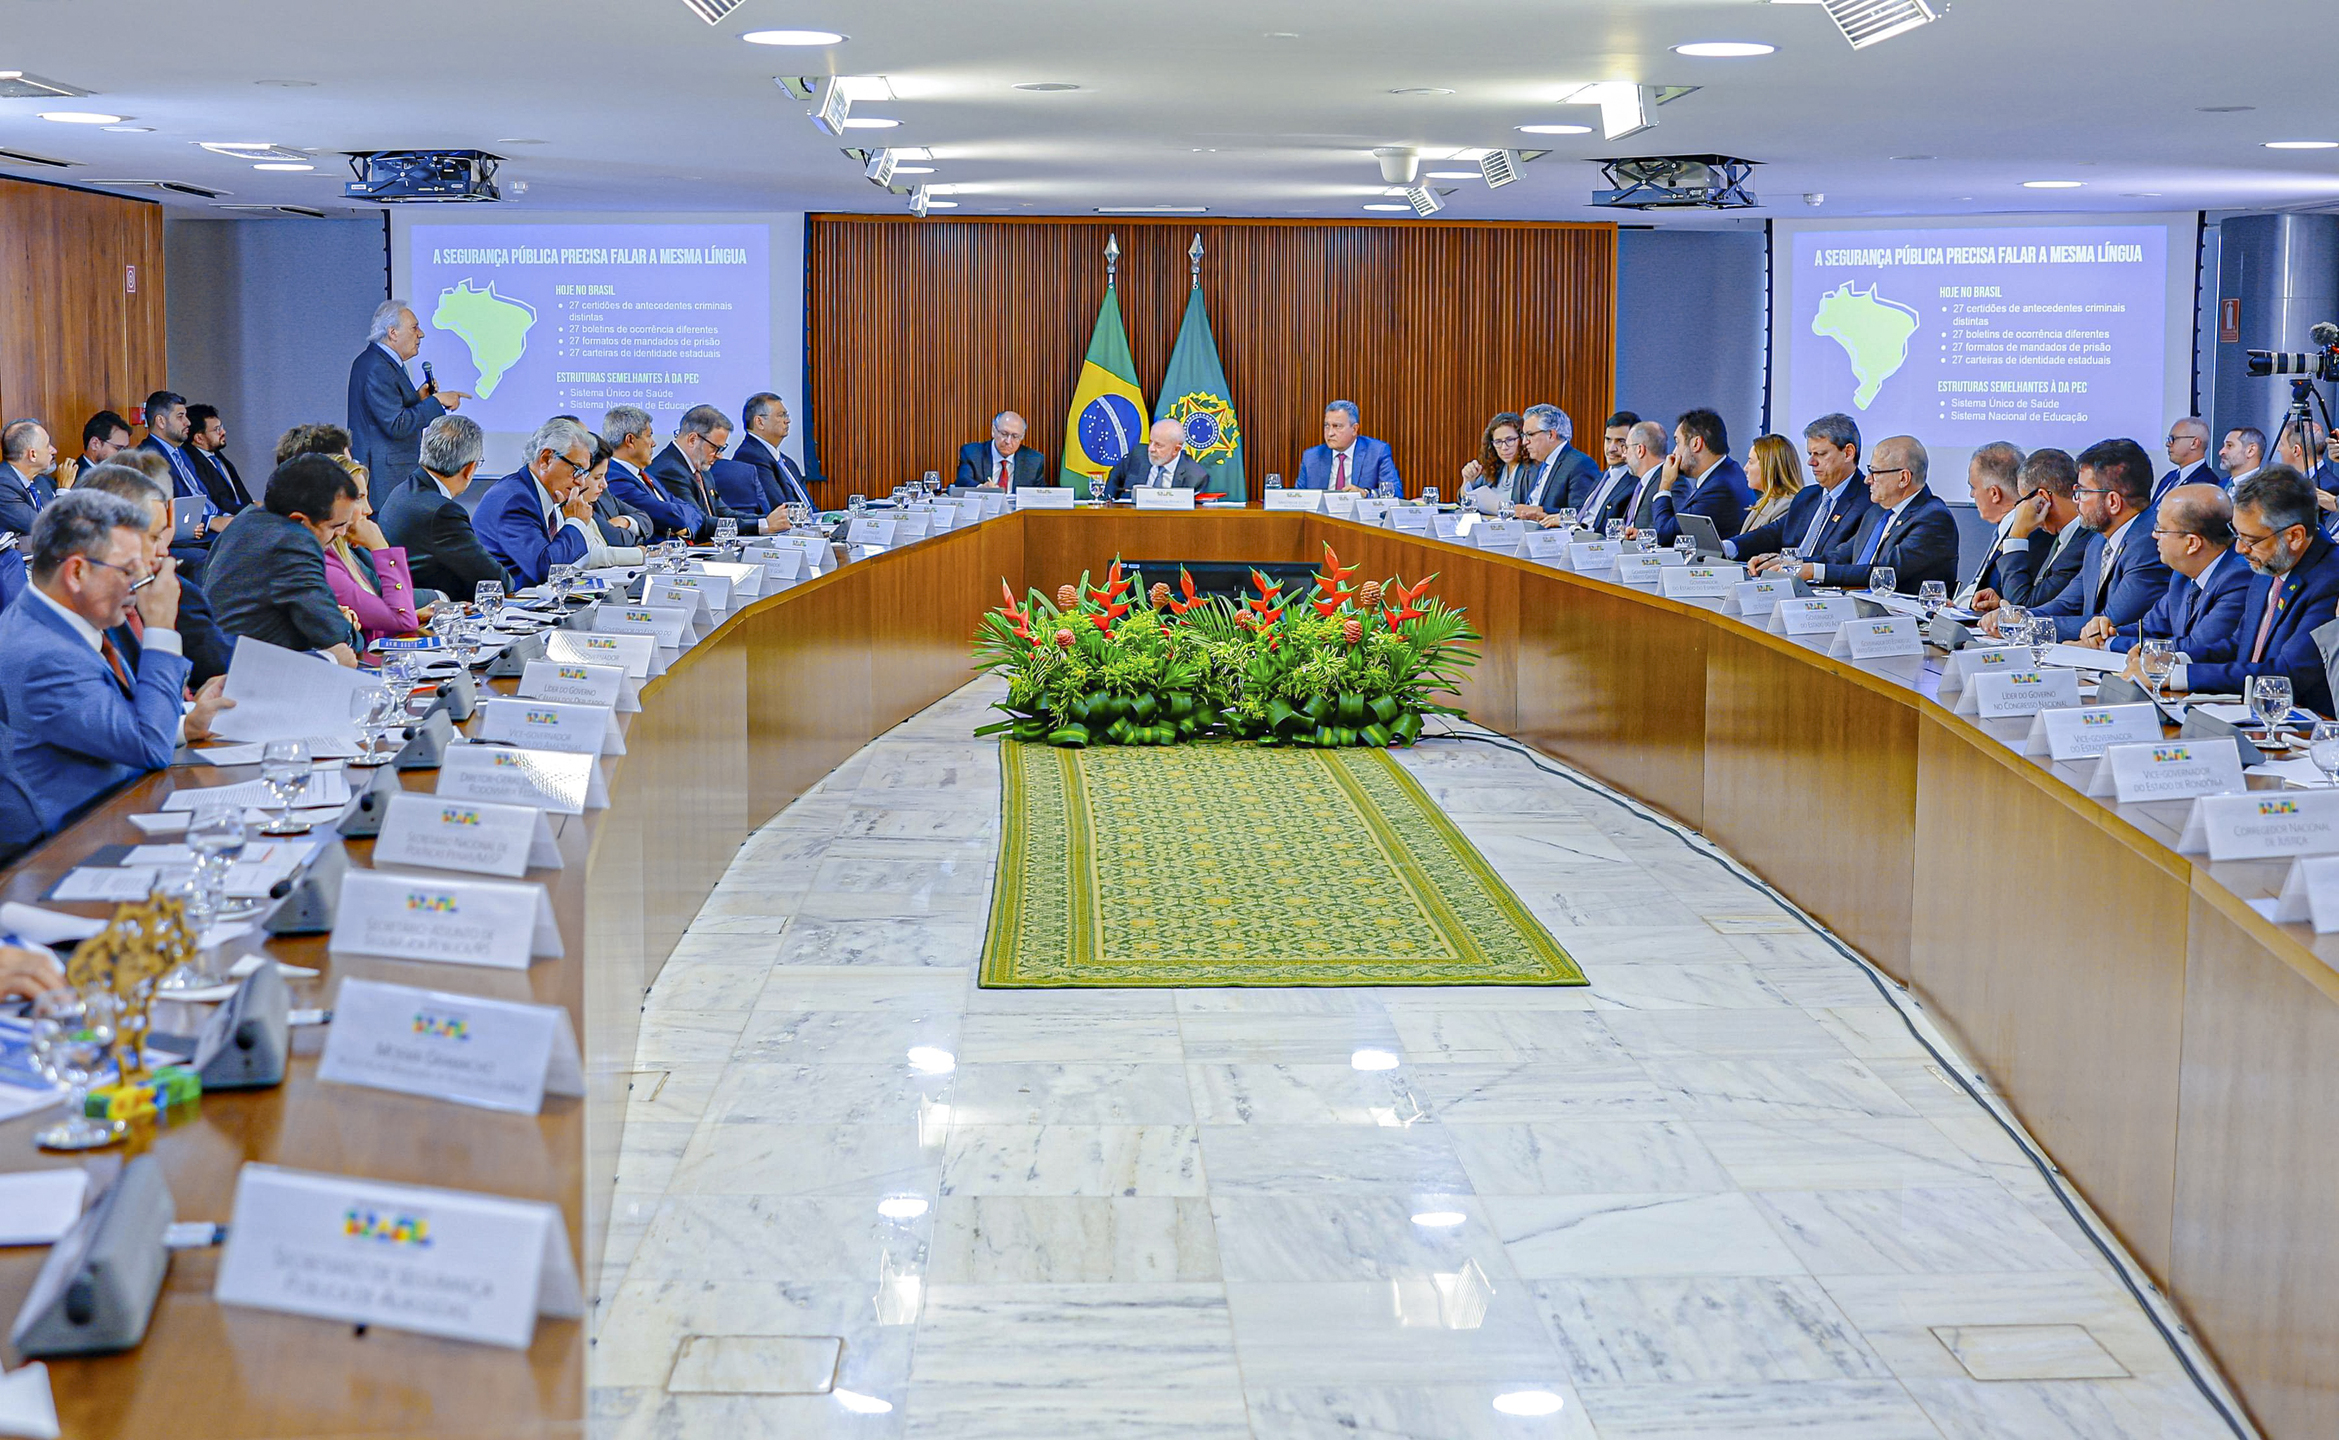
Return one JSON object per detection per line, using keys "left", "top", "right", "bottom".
{"left": 432, "top": 280, "right": 537, "bottom": 398}
{"left": 1811, "top": 282, "right": 1920, "bottom": 409}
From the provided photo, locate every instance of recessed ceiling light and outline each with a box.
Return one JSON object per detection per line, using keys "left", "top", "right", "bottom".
{"left": 1014, "top": 82, "right": 1080, "bottom": 92}
{"left": 2266, "top": 140, "right": 2339, "bottom": 150}
{"left": 2022, "top": 180, "right": 2083, "bottom": 188}
{"left": 925, "top": 199, "right": 959, "bottom": 208}
{"left": 1410, "top": 1210, "right": 1467, "bottom": 1228}
{"left": 742, "top": 28, "right": 845, "bottom": 44}
{"left": 1673, "top": 41, "right": 1775, "bottom": 56}
{"left": 1425, "top": 170, "right": 1479, "bottom": 179}
{"left": 1388, "top": 87, "right": 1455, "bottom": 96}
{"left": 842, "top": 116, "right": 900, "bottom": 129}
{"left": 1265, "top": 30, "right": 1299, "bottom": 38}
{"left": 1517, "top": 124, "right": 1592, "bottom": 135}
{"left": 200, "top": 141, "right": 273, "bottom": 152}
{"left": 2122, "top": 192, "right": 2162, "bottom": 198}
{"left": 1890, "top": 154, "right": 1937, "bottom": 161}
{"left": 1096, "top": 205, "right": 1208, "bottom": 213}
{"left": 253, "top": 163, "right": 314, "bottom": 171}
{"left": 2196, "top": 105, "right": 2254, "bottom": 113}
{"left": 496, "top": 138, "right": 547, "bottom": 145}
{"left": 253, "top": 79, "right": 316, "bottom": 88}
{"left": 39, "top": 111, "right": 123, "bottom": 124}
{"left": 893, "top": 164, "right": 934, "bottom": 174}
{"left": 1492, "top": 1391, "right": 1567, "bottom": 1418}
{"left": 102, "top": 125, "right": 153, "bottom": 133}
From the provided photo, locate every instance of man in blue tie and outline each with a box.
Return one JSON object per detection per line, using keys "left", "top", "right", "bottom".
{"left": 2155, "top": 417, "right": 2212, "bottom": 506}
{"left": 1733, "top": 413, "right": 1871, "bottom": 569}
{"left": 1298, "top": 402, "right": 1400, "bottom": 494}
{"left": 474, "top": 417, "right": 599, "bottom": 588}
{"left": 2027, "top": 438, "right": 2173, "bottom": 641}
{"left": 0, "top": 420, "right": 55, "bottom": 535}
{"left": 2171, "top": 465, "right": 2339, "bottom": 713}
{"left": 2075, "top": 484, "right": 2252, "bottom": 666}
{"left": 1783, "top": 434, "right": 1959, "bottom": 592}
{"left": 138, "top": 391, "right": 232, "bottom": 558}
{"left": 735, "top": 393, "right": 816, "bottom": 511}
{"left": 0, "top": 491, "right": 233, "bottom": 834}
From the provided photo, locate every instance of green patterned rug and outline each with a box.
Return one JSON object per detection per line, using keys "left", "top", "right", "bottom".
{"left": 981, "top": 742, "right": 1585, "bottom": 988}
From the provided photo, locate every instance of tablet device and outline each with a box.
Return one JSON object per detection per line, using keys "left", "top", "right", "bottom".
{"left": 171, "top": 497, "right": 208, "bottom": 542}
{"left": 1679, "top": 514, "right": 1727, "bottom": 557}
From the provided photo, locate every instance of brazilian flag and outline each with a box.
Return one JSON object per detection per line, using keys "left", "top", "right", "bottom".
{"left": 1060, "top": 284, "right": 1147, "bottom": 498}
{"left": 1155, "top": 285, "right": 1245, "bottom": 500}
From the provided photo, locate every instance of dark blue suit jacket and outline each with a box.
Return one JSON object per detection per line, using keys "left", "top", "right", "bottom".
{"left": 0, "top": 592, "right": 191, "bottom": 831}
{"left": 474, "top": 468, "right": 591, "bottom": 588}
{"left": 2189, "top": 533, "right": 2339, "bottom": 713}
{"left": 736, "top": 436, "right": 814, "bottom": 509}
{"left": 1525, "top": 445, "right": 1598, "bottom": 512}
{"left": 956, "top": 443, "right": 1052, "bottom": 490}
{"left": 2038, "top": 518, "right": 2173, "bottom": 640}
{"left": 0, "top": 549, "right": 23, "bottom": 610}
{"left": 0, "top": 464, "right": 41, "bottom": 537}
{"left": 1298, "top": 436, "right": 1399, "bottom": 493}
{"left": 2106, "top": 551, "right": 2255, "bottom": 665}
{"left": 710, "top": 459, "right": 777, "bottom": 515}
{"left": 1730, "top": 477, "right": 1872, "bottom": 563}
{"left": 606, "top": 457, "right": 695, "bottom": 539}
{"left": 346, "top": 344, "right": 447, "bottom": 477}
{"left": 138, "top": 435, "right": 212, "bottom": 511}
{"left": 651, "top": 442, "right": 767, "bottom": 542}
{"left": 2001, "top": 525, "right": 2089, "bottom": 609}
{"left": 1815, "top": 487, "right": 1960, "bottom": 591}
{"left": 1649, "top": 455, "right": 1756, "bottom": 547}
{"left": 113, "top": 576, "right": 234, "bottom": 690}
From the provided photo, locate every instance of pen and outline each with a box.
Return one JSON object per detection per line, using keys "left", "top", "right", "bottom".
{"left": 129, "top": 572, "right": 156, "bottom": 593}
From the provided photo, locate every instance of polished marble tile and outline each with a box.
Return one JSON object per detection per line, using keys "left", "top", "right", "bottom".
{"left": 962, "top": 984, "right": 1180, "bottom": 1015}
{"left": 835, "top": 804, "right": 1000, "bottom": 842}
{"left": 668, "top": 1123, "right": 938, "bottom": 1197}
{"left": 1690, "top": 1118, "right": 1990, "bottom": 1191}
{"left": 1212, "top": 1194, "right": 1514, "bottom": 1283}
{"left": 595, "top": 1387, "right": 908, "bottom": 1440}
{"left": 949, "top": 1062, "right": 1197, "bottom": 1125}
{"left": 1488, "top": 1193, "right": 1805, "bottom": 1278}
{"left": 1751, "top": 1185, "right": 2092, "bottom": 1275}
{"left": 954, "top": 1010, "right": 1184, "bottom": 1063}
{"left": 1639, "top": 1055, "right": 1919, "bottom": 1123}
{"left": 1572, "top": 1380, "right": 1945, "bottom": 1438}
{"left": 939, "top": 1124, "right": 1205, "bottom": 1196}
{"left": 701, "top": 1063, "right": 952, "bottom": 1127}
{"left": 731, "top": 1009, "right": 961, "bottom": 1065}
{"left": 1178, "top": 1010, "right": 1407, "bottom": 1064}
{"left": 1927, "top": 1323, "right": 2128, "bottom": 1380}
{"left": 1807, "top": 1005, "right": 1934, "bottom": 1060}
{"left": 644, "top": 964, "right": 769, "bottom": 1013}
{"left": 928, "top": 1195, "right": 1219, "bottom": 1282}
{"left": 1388, "top": 1010, "right": 1634, "bottom": 1065}
{"left": 629, "top": 1194, "right": 931, "bottom": 1284}
{"left": 1817, "top": 1271, "right": 2185, "bottom": 1383}
{"left": 1587, "top": 963, "right": 1801, "bottom": 1012}
{"left": 1531, "top": 1276, "right": 1890, "bottom": 1384}
{"left": 625, "top": 1063, "right": 729, "bottom": 1125}
{"left": 902, "top": 1384, "right": 1252, "bottom": 1438}
{"left": 1198, "top": 1123, "right": 1470, "bottom": 1195}
{"left": 911, "top": 1284, "right": 1240, "bottom": 1389}
{"left": 1408, "top": 1063, "right": 1676, "bottom": 1122}
{"left": 756, "top": 967, "right": 971, "bottom": 1013}
{"left": 612, "top": 1121, "right": 695, "bottom": 1196}
{"left": 773, "top": 916, "right": 987, "bottom": 969}
{"left": 594, "top": 1277, "right": 915, "bottom": 1389}
{"left": 1224, "top": 1281, "right": 1565, "bottom": 1386}
{"left": 1187, "top": 1062, "right": 1425, "bottom": 1125}
{"left": 1902, "top": 1376, "right": 2233, "bottom": 1440}
{"left": 1445, "top": 1120, "right": 1731, "bottom": 1196}
{"left": 1172, "top": 987, "right": 1397, "bottom": 1015}
{"left": 1597, "top": 1007, "right": 1851, "bottom": 1058}
{"left": 1242, "top": 1382, "right": 1600, "bottom": 1440}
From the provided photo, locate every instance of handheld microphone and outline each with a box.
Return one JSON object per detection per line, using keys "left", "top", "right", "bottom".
{"left": 421, "top": 360, "right": 437, "bottom": 391}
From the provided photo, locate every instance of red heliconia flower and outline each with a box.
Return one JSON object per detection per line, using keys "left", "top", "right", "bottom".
{"left": 1343, "top": 617, "right": 1363, "bottom": 645}
{"left": 998, "top": 578, "right": 1033, "bottom": 639}
{"left": 1167, "top": 568, "right": 1206, "bottom": 615}
{"left": 1057, "top": 584, "right": 1079, "bottom": 609}
{"left": 1054, "top": 628, "right": 1076, "bottom": 649}
{"left": 1091, "top": 612, "right": 1116, "bottom": 638}
{"left": 1088, "top": 561, "right": 1133, "bottom": 622}
{"left": 1382, "top": 573, "right": 1433, "bottom": 631}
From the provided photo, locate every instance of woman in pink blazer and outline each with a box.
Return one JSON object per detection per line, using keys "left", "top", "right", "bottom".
{"left": 323, "top": 456, "right": 432, "bottom": 644}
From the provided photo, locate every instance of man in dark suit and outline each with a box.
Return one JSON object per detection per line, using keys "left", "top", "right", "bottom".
{"left": 0, "top": 419, "right": 54, "bottom": 535}
{"left": 1510, "top": 405, "right": 1599, "bottom": 521}
{"left": 1948, "top": 441, "right": 2027, "bottom": 606}
{"left": 76, "top": 465, "right": 235, "bottom": 689}
{"left": 735, "top": 392, "right": 817, "bottom": 509}
{"left": 203, "top": 455, "right": 363, "bottom": 662}
{"left": 347, "top": 299, "right": 464, "bottom": 478}
{"left": 1297, "top": 401, "right": 1399, "bottom": 493}
{"left": 0, "top": 491, "right": 232, "bottom": 832}
{"left": 650, "top": 406, "right": 791, "bottom": 541}
{"left": 137, "top": 390, "right": 231, "bottom": 543}
{"left": 474, "top": 417, "right": 599, "bottom": 588}
{"left": 2155, "top": 417, "right": 2213, "bottom": 506}
{"left": 1642, "top": 408, "right": 1757, "bottom": 547}
{"left": 2080, "top": 484, "right": 2253, "bottom": 667}
{"left": 185, "top": 404, "right": 255, "bottom": 513}
{"left": 2033, "top": 438, "right": 2172, "bottom": 641}
{"left": 1102, "top": 419, "right": 1210, "bottom": 499}
{"left": 1735, "top": 413, "right": 1871, "bottom": 569}
{"left": 1981, "top": 449, "right": 2090, "bottom": 612}
{"left": 80, "top": 410, "right": 132, "bottom": 476}
{"left": 1789, "top": 435, "right": 1959, "bottom": 593}
{"left": 2180, "top": 465, "right": 2339, "bottom": 713}
{"left": 601, "top": 405, "right": 694, "bottom": 538}
{"left": 379, "top": 413, "right": 511, "bottom": 600}
{"left": 1580, "top": 422, "right": 1672, "bottom": 533}
{"left": 959, "top": 411, "right": 1052, "bottom": 491}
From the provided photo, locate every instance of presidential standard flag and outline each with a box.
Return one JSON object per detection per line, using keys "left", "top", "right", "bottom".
{"left": 1156, "top": 285, "right": 1246, "bottom": 501}
{"left": 1060, "top": 284, "right": 1148, "bottom": 499}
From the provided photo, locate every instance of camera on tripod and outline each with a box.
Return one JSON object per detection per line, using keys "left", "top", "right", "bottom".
{"left": 2248, "top": 321, "right": 2339, "bottom": 383}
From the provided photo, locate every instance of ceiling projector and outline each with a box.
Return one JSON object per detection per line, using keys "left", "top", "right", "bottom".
{"left": 343, "top": 150, "right": 502, "bottom": 203}
{"left": 1592, "top": 155, "right": 1758, "bottom": 210}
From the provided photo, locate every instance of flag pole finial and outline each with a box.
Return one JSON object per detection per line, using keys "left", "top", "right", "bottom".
{"left": 1188, "top": 233, "right": 1203, "bottom": 288}
{"left": 1105, "top": 232, "right": 1120, "bottom": 287}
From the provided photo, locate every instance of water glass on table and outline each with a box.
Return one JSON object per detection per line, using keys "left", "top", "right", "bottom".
{"left": 473, "top": 580, "right": 505, "bottom": 631}
{"left": 2249, "top": 674, "right": 2295, "bottom": 744}
{"left": 259, "top": 738, "right": 313, "bottom": 836}
{"left": 922, "top": 471, "right": 940, "bottom": 495}
{"left": 1551, "top": 507, "right": 1578, "bottom": 531}
{"left": 31, "top": 986, "right": 123, "bottom": 1151}
{"left": 1422, "top": 487, "right": 1440, "bottom": 506}
{"left": 1264, "top": 474, "right": 1283, "bottom": 492}
{"left": 1867, "top": 567, "right": 1897, "bottom": 598}
{"left": 1918, "top": 581, "right": 1948, "bottom": 611}
{"left": 849, "top": 493, "right": 868, "bottom": 515}
{"left": 1606, "top": 518, "right": 1627, "bottom": 543}
{"left": 2137, "top": 637, "right": 2176, "bottom": 703}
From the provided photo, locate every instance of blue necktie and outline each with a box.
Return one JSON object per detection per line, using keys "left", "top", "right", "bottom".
{"left": 1855, "top": 510, "right": 1889, "bottom": 566}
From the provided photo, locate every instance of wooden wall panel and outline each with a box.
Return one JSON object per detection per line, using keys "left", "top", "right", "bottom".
{"left": 0, "top": 177, "right": 167, "bottom": 448}
{"left": 807, "top": 216, "right": 1615, "bottom": 506}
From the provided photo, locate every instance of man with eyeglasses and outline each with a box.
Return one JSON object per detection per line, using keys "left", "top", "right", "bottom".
{"left": 650, "top": 404, "right": 790, "bottom": 542}
{"left": 2162, "top": 465, "right": 2339, "bottom": 714}
{"left": 475, "top": 416, "right": 600, "bottom": 588}
{"left": 2028, "top": 438, "right": 2172, "bottom": 640}
{"left": 1510, "top": 404, "right": 1597, "bottom": 522}
{"left": 1774, "top": 434, "right": 1956, "bottom": 593}
{"left": 2070, "top": 484, "right": 2251, "bottom": 667}
{"left": 2156, "top": 417, "right": 2212, "bottom": 505}
{"left": 0, "top": 491, "right": 236, "bottom": 834}
{"left": 203, "top": 454, "right": 367, "bottom": 663}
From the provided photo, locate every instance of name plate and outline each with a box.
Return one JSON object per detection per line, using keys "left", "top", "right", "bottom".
{"left": 1132, "top": 486, "right": 1196, "bottom": 510}
{"left": 2023, "top": 704, "right": 2161, "bottom": 761}
{"left": 543, "top": 629, "right": 662, "bottom": 679}
{"left": 1566, "top": 541, "right": 1620, "bottom": 573}
{"left": 436, "top": 743, "right": 607, "bottom": 815}
{"left": 373, "top": 793, "right": 560, "bottom": 879}
{"left": 754, "top": 532, "right": 829, "bottom": 572}
{"left": 1472, "top": 520, "right": 1527, "bottom": 549}
{"left": 952, "top": 498, "right": 987, "bottom": 527}
{"left": 846, "top": 515, "right": 899, "bottom": 546}
{"left": 741, "top": 545, "right": 807, "bottom": 585}
{"left": 1351, "top": 498, "right": 1394, "bottom": 524}
{"left": 1961, "top": 667, "right": 2083, "bottom": 719}
{"left": 2085, "top": 739, "right": 2246, "bottom": 804}
{"left": 592, "top": 604, "right": 689, "bottom": 649}
{"left": 2269, "top": 856, "right": 2339, "bottom": 930}
{"left": 213, "top": 1163, "right": 582, "bottom": 1349}
{"left": 517, "top": 658, "right": 628, "bottom": 711}
{"left": 1390, "top": 507, "right": 1432, "bottom": 533}
{"left": 646, "top": 572, "right": 730, "bottom": 617}
{"left": 1657, "top": 565, "right": 1737, "bottom": 600}
{"left": 331, "top": 871, "right": 562, "bottom": 968}
{"left": 1520, "top": 530, "right": 1572, "bottom": 565}
{"left": 1612, "top": 552, "right": 1675, "bottom": 586}
{"left": 1828, "top": 614, "right": 1925, "bottom": 659}
{"left": 1726, "top": 579, "right": 1797, "bottom": 617}
{"left": 1431, "top": 514, "right": 1465, "bottom": 540}
{"left": 1938, "top": 645, "right": 2027, "bottom": 701}
{"left": 1321, "top": 490, "right": 1359, "bottom": 518}
{"left": 1014, "top": 485, "right": 1076, "bottom": 509}
{"left": 691, "top": 560, "right": 763, "bottom": 603}
{"left": 2177, "top": 790, "right": 2339, "bottom": 860}
{"left": 1769, "top": 595, "right": 1858, "bottom": 636}
{"left": 318, "top": 977, "right": 584, "bottom": 1115}
{"left": 1262, "top": 489, "right": 1323, "bottom": 512}
{"left": 476, "top": 698, "right": 624, "bottom": 757}
{"left": 890, "top": 511, "right": 931, "bottom": 541}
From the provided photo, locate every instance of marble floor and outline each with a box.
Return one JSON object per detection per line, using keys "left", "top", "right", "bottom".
{"left": 590, "top": 679, "right": 2247, "bottom": 1439}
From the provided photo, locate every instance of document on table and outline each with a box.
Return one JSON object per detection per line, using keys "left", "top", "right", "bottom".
{"left": 214, "top": 637, "right": 375, "bottom": 744}
{"left": 190, "top": 736, "right": 362, "bottom": 766}
{"left": 0, "top": 1170, "right": 88, "bottom": 1245}
{"left": 160, "top": 769, "right": 350, "bottom": 812}
{"left": 2041, "top": 643, "right": 2127, "bottom": 674}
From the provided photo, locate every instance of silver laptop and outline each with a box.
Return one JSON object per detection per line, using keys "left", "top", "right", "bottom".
{"left": 171, "top": 496, "right": 209, "bottom": 542}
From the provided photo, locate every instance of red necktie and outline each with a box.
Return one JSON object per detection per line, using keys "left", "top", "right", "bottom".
{"left": 998, "top": 459, "right": 1010, "bottom": 490}
{"left": 1334, "top": 452, "right": 1350, "bottom": 490}
{"left": 99, "top": 634, "right": 133, "bottom": 696}
{"left": 125, "top": 608, "right": 145, "bottom": 641}
{"left": 2251, "top": 581, "right": 2284, "bottom": 662}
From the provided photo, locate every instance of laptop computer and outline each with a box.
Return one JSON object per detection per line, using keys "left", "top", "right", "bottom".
{"left": 170, "top": 496, "right": 209, "bottom": 543}
{"left": 1678, "top": 513, "right": 1728, "bottom": 557}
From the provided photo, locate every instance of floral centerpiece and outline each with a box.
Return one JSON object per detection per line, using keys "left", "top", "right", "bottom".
{"left": 973, "top": 544, "right": 1479, "bottom": 748}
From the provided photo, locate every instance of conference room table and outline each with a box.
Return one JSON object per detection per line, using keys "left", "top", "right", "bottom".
{"left": 1, "top": 503, "right": 2333, "bottom": 1439}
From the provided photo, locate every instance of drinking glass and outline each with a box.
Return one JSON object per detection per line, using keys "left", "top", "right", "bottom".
{"left": 1674, "top": 533, "right": 1698, "bottom": 560}
{"left": 713, "top": 517, "right": 740, "bottom": 553}
{"left": 259, "top": 738, "right": 312, "bottom": 836}
{"left": 921, "top": 471, "right": 940, "bottom": 495}
{"left": 2250, "top": 674, "right": 2295, "bottom": 741}
{"left": 2024, "top": 616, "right": 2056, "bottom": 668}
{"left": 191, "top": 801, "right": 265, "bottom": 925}
{"left": 1868, "top": 566, "right": 1897, "bottom": 597}
{"left": 473, "top": 580, "right": 504, "bottom": 631}
{"left": 1918, "top": 581, "right": 1948, "bottom": 610}
{"left": 349, "top": 683, "right": 396, "bottom": 765}
{"left": 1995, "top": 604, "right": 2029, "bottom": 644}
{"left": 1605, "top": 518, "right": 1627, "bottom": 542}
{"left": 1378, "top": 481, "right": 1396, "bottom": 500}
{"left": 1264, "top": 474, "right": 1284, "bottom": 491}
{"left": 31, "top": 987, "right": 123, "bottom": 1150}
{"left": 1552, "top": 507, "right": 1578, "bottom": 531}
{"left": 849, "top": 493, "right": 869, "bottom": 514}
{"left": 1422, "top": 487, "right": 1440, "bottom": 506}
{"left": 2138, "top": 637, "right": 2176, "bottom": 704}
{"left": 2311, "top": 720, "right": 2339, "bottom": 785}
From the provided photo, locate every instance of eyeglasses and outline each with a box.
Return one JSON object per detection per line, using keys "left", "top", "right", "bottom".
{"left": 2072, "top": 484, "right": 2111, "bottom": 497}
{"left": 2233, "top": 525, "right": 2282, "bottom": 551}
{"left": 554, "top": 453, "right": 591, "bottom": 474}
{"left": 1869, "top": 467, "right": 1911, "bottom": 480}
{"left": 79, "top": 556, "right": 140, "bottom": 581}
